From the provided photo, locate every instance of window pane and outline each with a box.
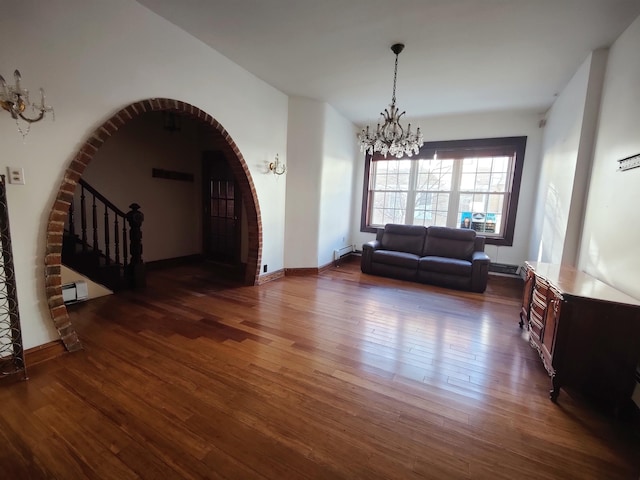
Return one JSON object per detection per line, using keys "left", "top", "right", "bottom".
{"left": 435, "top": 212, "right": 448, "bottom": 226}
{"left": 477, "top": 157, "right": 493, "bottom": 172}
{"left": 439, "top": 169, "right": 453, "bottom": 190}
{"left": 460, "top": 173, "right": 475, "bottom": 190}
{"left": 436, "top": 193, "right": 449, "bottom": 210}
{"left": 475, "top": 173, "right": 490, "bottom": 192}
{"left": 413, "top": 191, "right": 450, "bottom": 227}
{"left": 463, "top": 193, "right": 505, "bottom": 235}
{"left": 369, "top": 191, "right": 407, "bottom": 226}
{"left": 472, "top": 194, "right": 487, "bottom": 211}
{"left": 413, "top": 211, "right": 432, "bottom": 226}
{"left": 397, "top": 173, "right": 410, "bottom": 189}
{"left": 418, "top": 159, "right": 453, "bottom": 192}
{"left": 416, "top": 172, "right": 429, "bottom": 189}
{"left": 492, "top": 156, "right": 509, "bottom": 172}
{"left": 487, "top": 193, "right": 505, "bottom": 213}
{"left": 462, "top": 158, "right": 477, "bottom": 173}
{"left": 373, "top": 160, "right": 412, "bottom": 190}
{"left": 458, "top": 193, "right": 473, "bottom": 213}
{"left": 490, "top": 172, "right": 507, "bottom": 192}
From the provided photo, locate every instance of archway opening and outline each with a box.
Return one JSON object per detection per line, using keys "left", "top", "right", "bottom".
{"left": 44, "top": 98, "right": 262, "bottom": 351}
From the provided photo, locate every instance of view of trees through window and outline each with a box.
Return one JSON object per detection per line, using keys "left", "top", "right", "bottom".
{"left": 362, "top": 137, "right": 527, "bottom": 246}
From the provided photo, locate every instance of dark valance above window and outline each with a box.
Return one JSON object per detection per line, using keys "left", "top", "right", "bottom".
{"left": 371, "top": 138, "right": 522, "bottom": 161}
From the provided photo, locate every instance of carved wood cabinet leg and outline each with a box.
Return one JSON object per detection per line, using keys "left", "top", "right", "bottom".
{"left": 549, "top": 375, "right": 560, "bottom": 402}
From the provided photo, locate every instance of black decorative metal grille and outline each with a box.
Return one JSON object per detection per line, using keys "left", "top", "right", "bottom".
{"left": 0, "top": 175, "right": 26, "bottom": 378}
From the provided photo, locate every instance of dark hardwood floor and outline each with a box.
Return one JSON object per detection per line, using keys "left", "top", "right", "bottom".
{"left": 1, "top": 259, "right": 639, "bottom": 479}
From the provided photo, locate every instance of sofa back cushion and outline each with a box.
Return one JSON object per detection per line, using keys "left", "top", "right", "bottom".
{"left": 423, "top": 226, "right": 476, "bottom": 260}
{"left": 380, "top": 224, "right": 427, "bottom": 256}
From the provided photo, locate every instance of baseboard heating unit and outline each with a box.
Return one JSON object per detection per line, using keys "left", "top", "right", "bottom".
{"left": 333, "top": 245, "right": 355, "bottom": 263}
{"left": 489, "top": 263, "right": 520, "bottom": 275}
{"left": 62, "top": 281, "right": 89, "bottom": 305}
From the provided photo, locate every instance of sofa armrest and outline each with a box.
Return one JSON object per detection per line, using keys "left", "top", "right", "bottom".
{"left": 472, "top": 251, "right": 490, "bottom": 263}
{"left": 471, "top": 251, "right": 491, "bottom": 293}
{"left": 363, "top": 240, "right": 381, "bottom": 251}
{"left": 361, "top": 240, "right": 381, "bottom": 273}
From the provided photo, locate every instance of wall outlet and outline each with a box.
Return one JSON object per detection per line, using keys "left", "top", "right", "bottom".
{"left": 263, "top": 265, "right": 268, "bottom": 273}
{"left": 7, "top": 167, "right": 25, "bottom": 185}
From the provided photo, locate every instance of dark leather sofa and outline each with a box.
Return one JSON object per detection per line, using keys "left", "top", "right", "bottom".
{"left": 361, "top": 224, "right": 491, "bottom": 293}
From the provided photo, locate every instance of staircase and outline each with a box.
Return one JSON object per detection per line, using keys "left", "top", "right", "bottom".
{"left": 63, "top": 179, "right": 144, "bottom": 292}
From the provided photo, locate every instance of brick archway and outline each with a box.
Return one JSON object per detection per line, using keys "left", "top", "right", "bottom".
{"left": 45, "top": 98, "right": 263, "bottom": 352}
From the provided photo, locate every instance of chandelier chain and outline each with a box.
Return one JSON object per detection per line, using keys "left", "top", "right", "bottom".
{"left": 392, "top": 53, "right": 398, "bottom": 105}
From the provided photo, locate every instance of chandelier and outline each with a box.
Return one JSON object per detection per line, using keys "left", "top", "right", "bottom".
{"left": 357, "top": 43, "right": 423, "bottom": 158}
{"left": 0, "top": 69, "right": 54, "bottom": 138}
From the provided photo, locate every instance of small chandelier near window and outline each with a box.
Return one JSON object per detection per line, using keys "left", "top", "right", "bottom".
{"left": 0, "top": 69, "right": 54, "bottom": 138}
{"left": 357, "top": 43, "right": 423, "bottom": 158}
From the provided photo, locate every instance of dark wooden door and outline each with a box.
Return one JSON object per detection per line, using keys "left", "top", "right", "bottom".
{"left": 202, "top": 151, "right": 240, "bottom": 264}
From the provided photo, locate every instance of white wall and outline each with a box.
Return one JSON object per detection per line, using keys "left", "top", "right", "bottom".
{"left": 351, "top": 110, "right": 543, "bottom": 267}
{"left": 579, "top": 16, "right": 640, "bottom": 299}
{"left": 284, "top": 97, "right": 324, "bottom": 268}
{"left": 529, "top": 50, "right": 607, "bottom": 266}
{"left": 1, "top": 0, "right": 288, "bottom": 349}
{"left": 318, "top": 104, "right": 358, "bottom": 267}
{"left": 83, "top": 112, "right": 202, "bottom": 262}
{"left": 285, "top": 98, "right": 359, "bottom": 269}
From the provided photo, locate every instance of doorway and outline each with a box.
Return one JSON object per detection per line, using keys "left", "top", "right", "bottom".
{"left": 202, "top": 150, "right": 241, "bottom": 266}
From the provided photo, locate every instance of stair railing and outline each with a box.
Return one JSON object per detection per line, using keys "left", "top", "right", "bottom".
{"left": 66, "top": 179, "right": 144, "bottom": 289}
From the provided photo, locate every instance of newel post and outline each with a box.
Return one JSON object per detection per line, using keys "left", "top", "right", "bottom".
{"left": 125, "top": 203, "right": 146, "bottom": 288}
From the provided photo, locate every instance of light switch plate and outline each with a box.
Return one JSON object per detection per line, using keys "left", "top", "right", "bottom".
{"left": 7, "top": 167, "right": 25, "bottom": 185}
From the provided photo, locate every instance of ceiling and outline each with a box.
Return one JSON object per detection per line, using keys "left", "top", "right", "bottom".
{"left": 136, "top": 0, "right": 640, "bottom": 125}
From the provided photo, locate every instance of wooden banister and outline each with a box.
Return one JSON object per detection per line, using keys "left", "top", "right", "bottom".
{"left": 64, "top": 179, "right": 144, "bottom": 291}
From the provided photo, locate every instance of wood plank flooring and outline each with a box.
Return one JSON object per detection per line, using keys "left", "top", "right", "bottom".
{"left": 1, "top": 260, "right": 639, "bottom": 479}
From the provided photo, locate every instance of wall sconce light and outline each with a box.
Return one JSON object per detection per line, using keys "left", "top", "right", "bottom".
{"left": 269, "top": 154, "right": 286, "bottom": 175}
{"left": 0, "top": 69, "right": 54, "bottom": 138}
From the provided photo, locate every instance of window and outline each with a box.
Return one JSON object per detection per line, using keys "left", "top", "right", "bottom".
{"left": 361, "top": 136, "right": 527, "bottom": 246}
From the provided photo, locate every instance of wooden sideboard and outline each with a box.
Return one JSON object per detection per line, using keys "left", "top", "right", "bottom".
{"left": 520, "top": 261, "right": 640, "bottom": 410}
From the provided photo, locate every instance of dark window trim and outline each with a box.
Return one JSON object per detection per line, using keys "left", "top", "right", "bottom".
{"left": 360, "top": 136, "right": 527, "bottom": 246}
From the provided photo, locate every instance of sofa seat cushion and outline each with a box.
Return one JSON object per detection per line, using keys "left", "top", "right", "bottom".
{"left": 419, "top": 256, "right": 472, "bottom": 276}
{"left": 423, "top": 226, "right": 475, "bottom": 260}
{"left": 372, "top": 250, "right": 420, "bottom": 269}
